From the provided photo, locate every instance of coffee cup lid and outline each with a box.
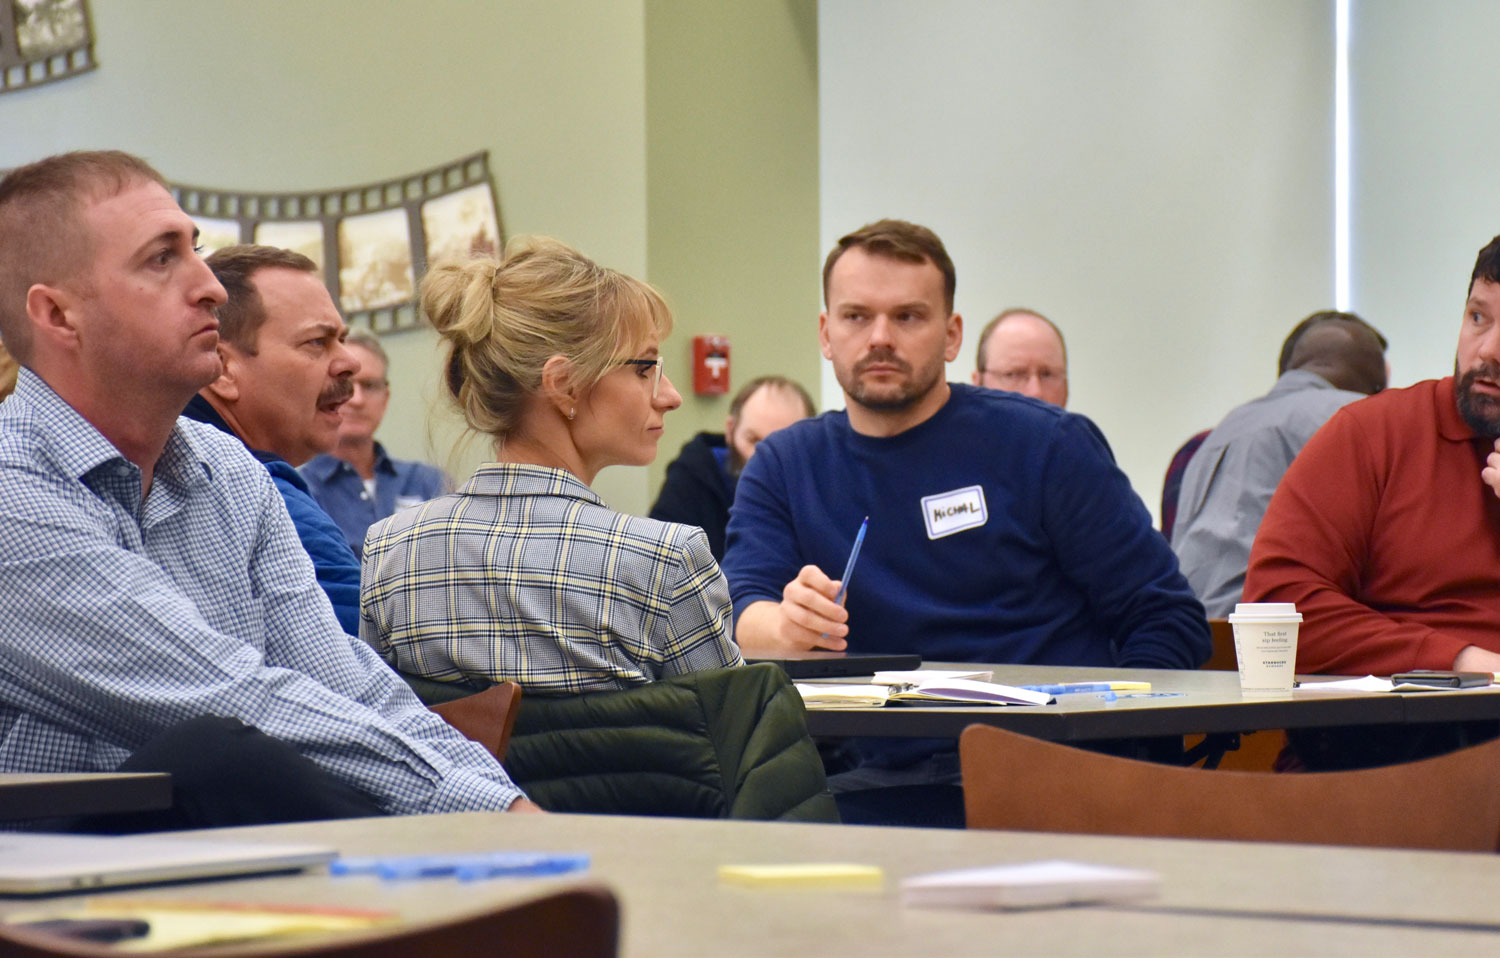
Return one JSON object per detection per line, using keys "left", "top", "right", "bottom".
{"left": 1233, "top": 602, "right": 1296, "bottom": 616}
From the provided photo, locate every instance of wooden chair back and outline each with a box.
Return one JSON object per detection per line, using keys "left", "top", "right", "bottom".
{"left": 1204, "top": 618, "right": 1236, "bottom": 670}
{"left": 1189, "top": 617, "right": 1283, "bottom": 771}
{"left": 961, "top": 723, "right": 1500, "bottom": 851}
{"left": 0, "top": 883, "right": 619, "bottom": 957}
{"left": 429, "top": 681, "right": 522, "bottom": 762}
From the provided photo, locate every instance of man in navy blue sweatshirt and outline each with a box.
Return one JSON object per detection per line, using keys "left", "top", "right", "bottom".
{"left": 722, "top": 219, "right": 1209, "bottom": 818}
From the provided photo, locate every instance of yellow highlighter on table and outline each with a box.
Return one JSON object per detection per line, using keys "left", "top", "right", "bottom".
{"left": 718, "top": 864, "right": 884, "bottom": 889}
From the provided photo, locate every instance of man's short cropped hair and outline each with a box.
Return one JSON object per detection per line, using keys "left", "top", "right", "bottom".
{"left": 1277, "top": 310, "right": 1388, "bottom": 377}
{"left": 345, "top": 327, "right": 388, "bottom": 369}
{"left": 973, "top": 307, "right": 1067, "bottom": 373}
{"left": 822, "top": 219, "right": 957, "bottom": 314}
{"left": 205, "top": 245, "right": 322, "bottom": 354}
{"left": 1471, "top": 235, "right": 1500, "bottom": 293}
{"left": 0, "top": 150, "right": 167, "bottom": 362}
{"left": 729, "top": 375, "right": 816, "bottom": 421}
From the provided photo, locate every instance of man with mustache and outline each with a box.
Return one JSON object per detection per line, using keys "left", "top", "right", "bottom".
{"left": 1248, "top": 235, "right": 1500, "bottom": 681}
{"left": 722, "top": 219, "right": 1208, "bottom": 819}
{"left": 184, "top": 245, "right": 364, "bottom": 634}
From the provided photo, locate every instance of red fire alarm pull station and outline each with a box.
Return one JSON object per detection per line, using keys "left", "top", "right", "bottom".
{"left": 692, "top": 335, "right": 730, "bottom": 395}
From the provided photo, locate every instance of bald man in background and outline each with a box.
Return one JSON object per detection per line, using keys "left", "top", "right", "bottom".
{"left": 971, "top": 308, "right": 1068, "bottom": 408}
{"left": 1172, "top": 311, "right": 1388, "bottom": 617}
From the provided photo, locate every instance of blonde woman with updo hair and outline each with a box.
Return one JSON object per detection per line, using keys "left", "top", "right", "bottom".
{"left": 360, "top": 238, "right": 742, "bottom": 694}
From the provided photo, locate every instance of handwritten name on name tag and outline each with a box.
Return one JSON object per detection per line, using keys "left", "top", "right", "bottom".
{"left": 921, "top": 485, "right": 988, "bottom": 540}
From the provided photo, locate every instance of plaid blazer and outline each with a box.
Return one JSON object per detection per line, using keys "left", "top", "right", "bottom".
{"left": 361, "top": 463, "right": 741, "bottom": 693}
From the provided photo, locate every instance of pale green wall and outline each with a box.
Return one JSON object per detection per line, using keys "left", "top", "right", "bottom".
{"left": 643, "top": 0, "right": 822, "bottom": 499}
{"left": 0, "top": 0, "right": 654, "bottom": 503}
{"left": 1350, "top": 0, "right": 1500, "bottom": 385}
{"left": 0, "top": 0, "right": 819, "bottom": 516}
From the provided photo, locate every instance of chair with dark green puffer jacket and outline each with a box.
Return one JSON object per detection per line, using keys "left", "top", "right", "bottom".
{"left": 401, "top": 663, "right": 838, "bottom": 822}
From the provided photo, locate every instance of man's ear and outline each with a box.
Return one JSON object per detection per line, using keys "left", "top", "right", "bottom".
{"left": 944, "top": 312, "right": 964, "bottom": 363}
{"left": 203, "top": 343, "right": 241, "bottom": 402}
{"left": 24, "top": 283, "right": 81, "bottom": 350}
{"left": 540, "top": 355, "right": 580, "bottom": 419}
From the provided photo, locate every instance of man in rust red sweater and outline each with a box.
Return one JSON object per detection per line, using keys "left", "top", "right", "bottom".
{"left": 1246, "top": 236, "right": 1500, "bottom": 768}
{"left": 1247, "top": 235, "right": 1500, "bottom": 679}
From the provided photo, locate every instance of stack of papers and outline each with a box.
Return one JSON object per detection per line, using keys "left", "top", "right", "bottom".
{"left": 1295, "top": 676, "right": 1396, "bottom": 693}
{"left": 1299, "top": 676, "right": 1500, "bottom": 694}
{"left": 888, "top": 678, "right": 1052, "bottom": 706}
{"left": 793, "top": 684, "right": 891, "bottom": 708}
{"left": 794, "top": 678, "right": 1051, "bottom": 708}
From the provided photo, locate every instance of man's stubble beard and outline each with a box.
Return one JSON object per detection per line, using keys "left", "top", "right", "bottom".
{"left": 840, "top": 350, "right": 943, "bottom": 413}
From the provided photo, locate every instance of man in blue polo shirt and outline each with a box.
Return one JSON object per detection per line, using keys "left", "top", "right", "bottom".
{"left": 722, "top": 219, "right": 1208, "bottom": 815}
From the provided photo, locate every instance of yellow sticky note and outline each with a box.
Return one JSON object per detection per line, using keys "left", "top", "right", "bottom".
{"left": 718, "top": 863, "right": 885, "bottom": 889}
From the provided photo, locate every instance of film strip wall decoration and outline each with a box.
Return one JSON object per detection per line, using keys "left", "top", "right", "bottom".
{"left": 1, "top": 0, "right": 97, "bottom": 93}
{"left": 175, "top": 152, "right": 503, "bottom": 334}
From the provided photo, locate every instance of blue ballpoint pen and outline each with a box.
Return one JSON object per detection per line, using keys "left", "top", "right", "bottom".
{"left": 1020, "top": 682, "right": 1152, "bottom": 696}
{"left": 833, "top": 517, "right": 869, "bottom": 606}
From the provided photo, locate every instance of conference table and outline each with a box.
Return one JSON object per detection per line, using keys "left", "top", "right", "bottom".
{"left": 3, "top": 811, "right": 1499, "bottom": 955}
{"left": 799, "top": 663, "right": 1500, "bottom": 743}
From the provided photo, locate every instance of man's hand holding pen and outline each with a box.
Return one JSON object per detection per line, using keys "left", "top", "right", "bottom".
{"left": 736, "top": 565, "right": 849, "bottom": 654}
{"left": 736, "top": 516, "right": 866, "bottom": 656}
{"left": 781, "top": 564, "right": 851, "bottom": 650}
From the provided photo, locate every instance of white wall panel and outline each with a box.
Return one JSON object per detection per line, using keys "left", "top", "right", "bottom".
{"left": 1349, "top": 0, "right": 1500, "bottom": 385}
{"left": 819, "top": 0, "right": 1335, "bottom": 520}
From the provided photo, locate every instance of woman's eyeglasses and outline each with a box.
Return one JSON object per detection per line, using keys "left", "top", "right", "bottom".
{"left": 618, "top": 357, "right": 664, "bottom": 397}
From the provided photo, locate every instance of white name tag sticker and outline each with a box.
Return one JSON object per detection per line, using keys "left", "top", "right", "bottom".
{"left": 921, "top": 485, "right": 988, "bottom": 540}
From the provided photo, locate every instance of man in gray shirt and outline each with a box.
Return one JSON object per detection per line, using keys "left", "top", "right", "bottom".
{"left": 1172, "top": 312, "right": 1388, "bottom": 618}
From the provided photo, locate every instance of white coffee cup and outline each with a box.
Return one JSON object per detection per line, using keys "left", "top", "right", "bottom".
{"left": 1227, "top": 602, "right": 1302, "bottom": 691}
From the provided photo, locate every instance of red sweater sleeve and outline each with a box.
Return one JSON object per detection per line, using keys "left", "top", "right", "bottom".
{"left": 1244, "top": 408, "right": 1470, "bottom": 675}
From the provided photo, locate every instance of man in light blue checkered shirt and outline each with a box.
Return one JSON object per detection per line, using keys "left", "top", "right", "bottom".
{"left": 0, "top": 151, "right": 538, "bottom": 825}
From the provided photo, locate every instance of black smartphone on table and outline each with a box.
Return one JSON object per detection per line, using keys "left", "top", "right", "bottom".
{"left": 1390, "top": 670, "right": 1494, "bottom": 689}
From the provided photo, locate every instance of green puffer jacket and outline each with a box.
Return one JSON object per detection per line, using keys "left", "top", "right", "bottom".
{"left": 505, "top": 664, "right": 838, "bottom": 822}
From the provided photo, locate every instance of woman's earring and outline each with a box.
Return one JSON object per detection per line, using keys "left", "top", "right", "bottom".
{"left": 567, "top": 408, "right": 576, "bottom": 421}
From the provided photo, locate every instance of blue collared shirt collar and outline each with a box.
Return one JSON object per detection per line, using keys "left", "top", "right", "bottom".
{"left": 8, "top": 368, "right": 216, "bottom": 499}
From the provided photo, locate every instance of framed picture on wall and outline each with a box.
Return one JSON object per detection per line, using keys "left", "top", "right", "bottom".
{"left": 172, "top": 151, "right": 503, "bottom": 334}
{"left": 422, "top": 182, "right": 502, "bottom": 265}
{"left": 1, "top": 0, "right": 97, "bottom": 93}
{"left": 255, "top": 221, "right": 325, "bottom": 272}
{"left": 338, "top": 209, "right": 414, "bottom": 313}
